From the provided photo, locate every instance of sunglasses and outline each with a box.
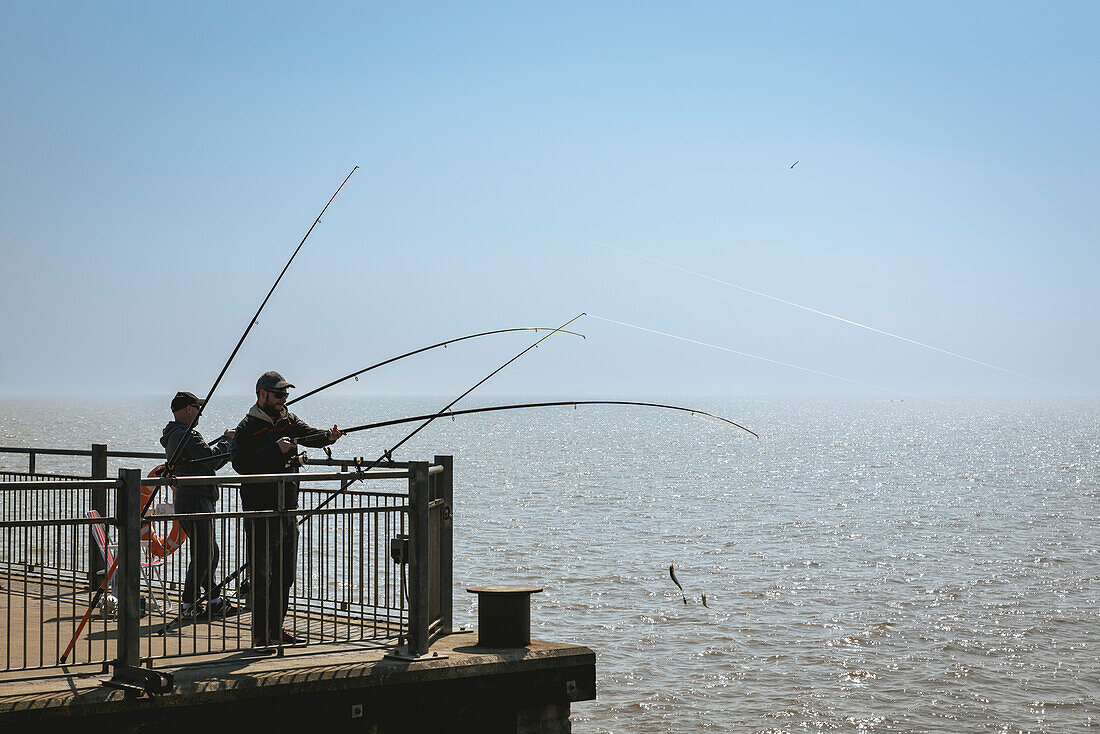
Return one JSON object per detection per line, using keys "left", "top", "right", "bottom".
{"left": 265, "top": 389, "right": 289, "bottom": 398}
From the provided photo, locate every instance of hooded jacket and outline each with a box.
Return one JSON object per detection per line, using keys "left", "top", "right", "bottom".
{"left": 229, "top": 403, "right": 335, "bottom": 510}
{"left": 159, "top": 422, "right": 232, "bottom": 501}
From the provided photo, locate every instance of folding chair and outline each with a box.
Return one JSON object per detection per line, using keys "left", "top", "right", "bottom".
{"left": 87, "top": 510, "right": 169, "bottom": 615}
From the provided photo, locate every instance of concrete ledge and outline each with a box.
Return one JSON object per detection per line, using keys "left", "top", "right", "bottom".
{"left": 0, "top": 632, "right": 596, "bottom": 733}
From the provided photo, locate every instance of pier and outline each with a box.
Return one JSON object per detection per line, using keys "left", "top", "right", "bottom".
{"left": 0, "top": 445, "right": 595, "bottom": 732}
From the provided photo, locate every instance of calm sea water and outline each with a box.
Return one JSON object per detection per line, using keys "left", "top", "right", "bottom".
{"left": 1, "top": 397, "right": 1097, "bottom": 732}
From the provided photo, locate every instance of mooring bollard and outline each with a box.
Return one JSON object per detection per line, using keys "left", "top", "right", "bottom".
{"left": 466, "top": 585, "right": 543, "bottom": 647}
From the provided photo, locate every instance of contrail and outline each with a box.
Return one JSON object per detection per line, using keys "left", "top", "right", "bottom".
{"left": 569, "top": 232, "right": 1052, "bottom": 387}
{"left": 591, "top": 314, "right": 916, "bottom": 397}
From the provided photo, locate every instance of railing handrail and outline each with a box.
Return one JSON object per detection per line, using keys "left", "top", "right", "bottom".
{"left": 0, "top": 479, "right": 119, "bottom": 490}
{"left": 0, "top": 503, "right": 411, "bottom": 528}
{"left": 0, "top": 445, "right": 430, "bottom": 470}
{"left": 145, "top": 469, "right": 415, "bottom": 485}
{"left": 0, "top": 466, "right": 444, "bottom": 490}
{"left": 0, "top": 446, "right": 163, "bottom": 459}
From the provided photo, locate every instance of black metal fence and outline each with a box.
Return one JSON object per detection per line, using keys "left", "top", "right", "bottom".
{"left": 0, "top": 446, "right": 453, "bottom": 680}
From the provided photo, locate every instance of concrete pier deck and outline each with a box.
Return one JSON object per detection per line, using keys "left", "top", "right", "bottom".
{"left": 0, "top": 568, "right": 402, "bottom": 676}
{"left": 0, "top": 631, "right": 595, "bottom": 733}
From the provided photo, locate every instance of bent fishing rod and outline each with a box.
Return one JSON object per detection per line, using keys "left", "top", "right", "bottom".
{"left": 328, "top": 312, "right": 588, "bottom": 495}
{"left": 62, "top": 166, "right": 358, "bottom": 663}
{"left": 297, "top": 400, "right": 759, "bottom": 441}
{"left": 287, "top": 326, "right": 585, "bottom": 405}
{"left": 169, "top": 326, "right": 589, "bottom": 468}
{"left": 163, "top": 313, "right": 587, "bottom": 629}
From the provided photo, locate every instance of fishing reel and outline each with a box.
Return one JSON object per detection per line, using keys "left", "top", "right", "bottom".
{"left": 284, "top": 443, "right": 330, "bottom": 469}
{"left": 100, "top": 593, "right": 119, "bottom": 616}
{"left": 284, "top": 450, "right": 309, "bottom": 469}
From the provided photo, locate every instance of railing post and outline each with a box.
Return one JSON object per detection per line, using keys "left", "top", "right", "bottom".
{"left": 105, "top": 467, "right": 173, "bottom": 695}
{"left": 89, "top": 444, "right": 108, "bottom": 588}
{"left": 434, "top": 455, "right": 453, "bottom": 635}
{"left": 114, "top": 468, "right": 141, "bottom": 671}
{"left": 407, "top": 461, "right": 430, "bottom": 656}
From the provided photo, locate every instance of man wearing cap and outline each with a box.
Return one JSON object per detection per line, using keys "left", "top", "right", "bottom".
{"left": 160, "top": 391, "right": 236, "bottom": 619}
{"left": 230, "top": 371, "right": 342, "bottom": 647}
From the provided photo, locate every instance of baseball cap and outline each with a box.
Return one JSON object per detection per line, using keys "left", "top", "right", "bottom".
{"left": 171, "top": 391, "right": 204, "bottom": 412}
{"left": 256, "top": 371, "right": 295, "bottom": 392}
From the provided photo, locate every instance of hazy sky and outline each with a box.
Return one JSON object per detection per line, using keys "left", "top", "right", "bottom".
{"left": 1, "top": 2, "right": 1097, "bottom": 399}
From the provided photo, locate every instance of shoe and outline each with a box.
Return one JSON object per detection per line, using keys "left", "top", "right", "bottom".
{"left": 274, "top": 628, "right": 301, "bottom": 645}
{"left": 181, "top": 602, "right": 205, "bottom": 619}
{"left": 252, "top": 636, "right": 270, "bottom": 648}
{"left": 207, "top": 598, "right": 237, "bottom": 618}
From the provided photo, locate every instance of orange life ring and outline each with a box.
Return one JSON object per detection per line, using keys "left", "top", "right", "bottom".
{"left": 142, "top": 465, "right": 188, "bottom": 558}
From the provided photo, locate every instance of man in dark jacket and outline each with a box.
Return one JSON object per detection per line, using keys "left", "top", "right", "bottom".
{"left": 230, "top": 371, "right": 342, "bottom": 646}
{"left": 160, "top": 391, "right": 236, "bottom": 619}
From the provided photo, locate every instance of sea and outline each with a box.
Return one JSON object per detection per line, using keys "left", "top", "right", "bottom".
{"left": 1, "top": 396, "right": 1096, "bottom": 732}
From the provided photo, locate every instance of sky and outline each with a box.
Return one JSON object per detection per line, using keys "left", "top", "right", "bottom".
{"left": 1, "top": 2, "right": 1097, "bottom": 399}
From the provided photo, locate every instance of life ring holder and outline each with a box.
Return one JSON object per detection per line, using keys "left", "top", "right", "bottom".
{"left": 142, "top": 465, "right": 188, "bottom": 557}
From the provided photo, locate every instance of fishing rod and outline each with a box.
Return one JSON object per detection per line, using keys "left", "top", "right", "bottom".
{"left": 287, "top": 326, "right": 585, "bottom": 405}
{"left": 158, "top": 312, "right": 586, "bottom": 634}
{"left": 62, "top": 166, "right": 358, "bottom": 663}
{"left": 330, "top": 312, "right": 588, "bottom": 490}
{"left": 297, "top": 399, "right": 759, "bottom": 441}
{"left": 172, "top": 326, "right": 590, "bottom": 467}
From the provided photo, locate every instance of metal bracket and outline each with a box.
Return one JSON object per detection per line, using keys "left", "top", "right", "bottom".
{"left": 102, "top": 662, "right": 175, "bottom": 696}
{"left": 384, "top": 647, "right": 448, "bottom": 662}
{"left": 390, "top": 535, "right": 409, "bottom": 565}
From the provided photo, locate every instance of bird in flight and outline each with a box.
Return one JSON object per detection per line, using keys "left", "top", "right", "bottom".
{"left": 790, "top": 160, "right": 799, "bottom": 169}
{"left": 701, "top": 592, "right": 710, "bottom": 609}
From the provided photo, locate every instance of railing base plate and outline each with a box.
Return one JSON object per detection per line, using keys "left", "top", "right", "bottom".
{"left": 384, "top": 647, "right": 448, "bottom": 662}
{"left": 102, "top": 663, "right": 175, "bottom": 696}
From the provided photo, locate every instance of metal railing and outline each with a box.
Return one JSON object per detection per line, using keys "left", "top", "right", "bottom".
{"left": 0, "top": 445, "right": 453, "bottom": 681}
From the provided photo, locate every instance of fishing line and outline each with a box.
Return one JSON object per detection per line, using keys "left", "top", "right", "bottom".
{"left": 590, "top": 314, "right": 915, "bottom": 397}
{"left": 568, "top": 231, "right": 1053, "bottom": 387}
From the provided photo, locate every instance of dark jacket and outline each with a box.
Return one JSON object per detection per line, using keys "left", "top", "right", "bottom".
{"left": 230, "top": 404, "right": 335, "bottom": 510}
{"left": 159, "top": 422, "right": 232, "bottom": 501}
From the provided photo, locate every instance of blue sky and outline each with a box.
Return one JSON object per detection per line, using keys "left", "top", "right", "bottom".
{"left": 1, "top": 2, "right": 1096, "bottom": 398}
